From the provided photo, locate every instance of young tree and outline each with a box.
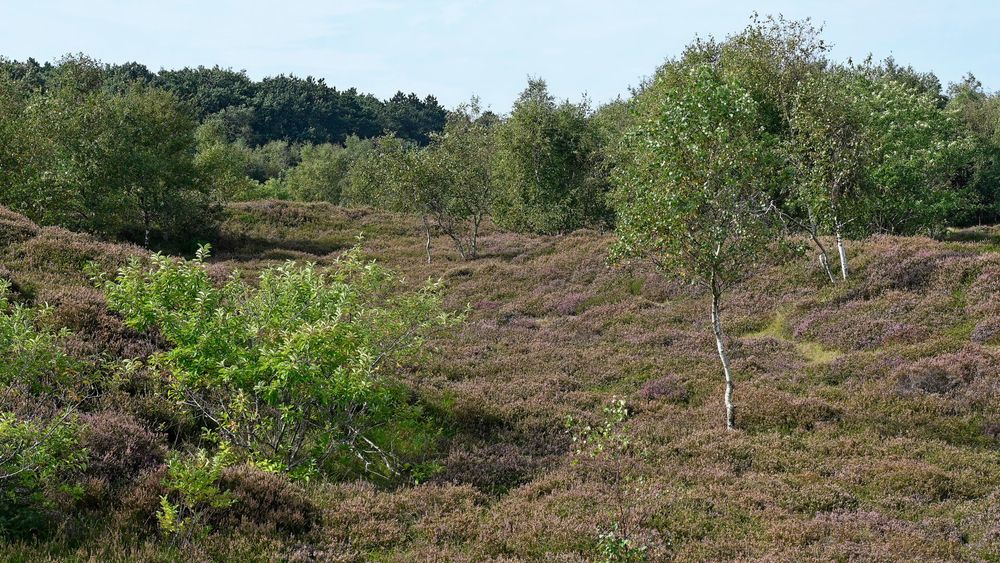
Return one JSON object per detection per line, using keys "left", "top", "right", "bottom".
{"left": 246, "top": 139, "right": 300, "bottom": 183}
{"left": 346, "top": 135, "right": 436, "bottom": 260}
{"left": 347, "top": 105, "right": 497, "bottom": 263}
{"left": 419, "top": 98, "right": 497, "bottom": 260}
{"left": 193, "top": 119, "right": 261, "bottom": 203}
{"left": 611, "top": 65, "right": 779, "bottom": 431}
{"left": 783, "top": 67, "right": 970, "bottom": 281}
{"left": 785, "top": 70, "right": 870, "bottom": 281}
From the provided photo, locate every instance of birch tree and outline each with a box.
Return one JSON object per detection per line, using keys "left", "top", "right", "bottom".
{"left": 785, "top": 70, "right": 870, "bottom": 281}
{"left": 347, "top": 101, "right": 498, "bottom": 263}
{"left": 784, "top": 68, "right": 971, "bottom": 281}
{"left": 419, "top": 98, "right": 497, "bottom": 260}
{"left": 611, "top": 64, "right": 778, "bottom": 431}
{"left": 492, "top": 79, "right": 607, "bottom": 234}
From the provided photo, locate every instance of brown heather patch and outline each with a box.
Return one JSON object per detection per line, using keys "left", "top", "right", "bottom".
{"left": 0, "top": 205, "right": 39, "bottom": 249}
{"left": 79, "top": 411, "right": 168, "bottom": 490}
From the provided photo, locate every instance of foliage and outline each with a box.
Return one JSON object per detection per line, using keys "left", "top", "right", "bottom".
{"left": 0, "top": 71, "right": 218, "bottom": 246}
{"left": 610, "top": 63, "right": 778, "bottom": 286}
{"left": 0, "top": 281, "right": 77, "bottom": 395}
{"left": 851, "top": 67, "right": 974, "bottom": 235}
{"left": 345, "top": 134, "right": 417, "bottom": 209}
{"left": 155, "top": 66, "right": 255, "bottom": 121}
{"left": 347, "top": 107, "right": 496, "bottom": 261}
{"left": 567, "top": 399, "right": 649, "bottom": 562}
{"left": 98, "top": 244, "right": 458, "bottom": 479}
{"left": 0, "top": 413, "right": 86, "bottom": 538}
{"left": 381, "top": 91, "right": 450, "bottom": 145}
{"left": 688, "top": 13, "right": 831, "bottom": 137}
{"left": 284, "top": 137, "right": 372, "bottom": 204}
{"left": 948, "top": 74, "right": 1000, "bottom": 223}
{"left": 193, "top": 120, "right": 261, "bottom": 203}
{"left": 597, "top": 524, "right": 648, "bottom": 563}
{"left": 0, "top": 280, "right": 87, "bottom": 538}
{"left": 493, "top": 78, "right": 608, "bottom": 234}
{"left": 157, "top": 448, "right": 235, "bottom": 543}
{"left": 246, "top": 140, "right": 300, "bottom": 183}
{"left": 1, "top": 56, "right": 448, "bottom": 147}
{"left": 420, "top": 98, "right": 498, "bottom": 259}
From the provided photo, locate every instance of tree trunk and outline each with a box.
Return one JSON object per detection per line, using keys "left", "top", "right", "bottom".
{"left": 835, "top": 228, "right": 849, "bottom": 280}
{"left": 809, "top": 231, "right": 835, "bottom": 284}
{"left": 422, "top": 216, "right": 432, "bottom": 264}
{"left": 470, "top": 215, "right": 481, "bottom": 260}
{"left": 710, "top": 286, "right": 736, "bottom": 431}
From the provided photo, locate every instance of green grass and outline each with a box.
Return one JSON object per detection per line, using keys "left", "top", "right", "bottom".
{"left": 743, "top": 311, "right": 843, "bottom": 365}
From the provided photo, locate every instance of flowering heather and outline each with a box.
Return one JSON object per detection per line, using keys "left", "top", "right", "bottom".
{"left": 6, "top": 204, "right": 1000, "bottom": 560}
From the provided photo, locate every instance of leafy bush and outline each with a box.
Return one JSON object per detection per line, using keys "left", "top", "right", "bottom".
{"left": 0, "top": 413, "right": 86, "bottom": 538}
{"left": 98, "top": 244, "right": 458, "bottom": 479}
{"left": 157, "top": 448, "right": 235, "bottom": 543}
{"left": 284, "top": 137, "right": 371, "bottom": 204}
{"left": 0, "top": 280, "right": 87, "bottom": 538}
{"left": 0, "top": 280, "right": 77, "bottom": 397}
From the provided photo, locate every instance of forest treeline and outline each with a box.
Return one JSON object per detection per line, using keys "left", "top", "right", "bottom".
{"left": 2, "top": 17, "right": 1000, "bottom": 254}
{"left": 1, "top": 54, "right": 447, "bottom": 146}
{"left": 0, "top": 19, "right": 1000, "bottom": 256}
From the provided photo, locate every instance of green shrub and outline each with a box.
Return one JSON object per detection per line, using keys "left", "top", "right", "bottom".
{"left": 0, "top": 280, "right": 87, "bottom": 538}
{"left": 0, "top": 280, "right": 77, "bottom": 396}
{"left": 157, "top": 448, "right": 235, "bottom": 543}
{"left": 0, "top": 413, "right": 86, "bottom": 539}
{"left": 98, "top": 244, "right": 459, "bottom": 479}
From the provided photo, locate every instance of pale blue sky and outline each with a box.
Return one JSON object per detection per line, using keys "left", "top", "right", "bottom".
{"left": 2, "top": 1, "right": 998, "bottom": 111}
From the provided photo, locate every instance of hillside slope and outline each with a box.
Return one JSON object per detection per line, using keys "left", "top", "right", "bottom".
{"left": 4, "top": 200, "right": 1000, "bottom": 561}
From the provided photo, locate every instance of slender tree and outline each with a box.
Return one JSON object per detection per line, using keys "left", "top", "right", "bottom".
{"left": 347, "top": 100, "right": 497, "bottom": 263}
{"left": 420, "top": 98, "right": 497, "bottom": 260}
{"left": 611, "top": 64, "right": 779, "bottom": 430}
{"left": 785, "top": 69, "right": 870, "bottom": 281}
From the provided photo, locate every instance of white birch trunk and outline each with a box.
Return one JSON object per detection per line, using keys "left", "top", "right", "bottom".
{"left": 836, "top": 228, "right": 848, "bottom": 280}
{"left": 711, "top": 290, "right": 736, "bottom": 431}
{"left": 422, "top": 216, "right": 432, "bottom": 264}
{"left": 818, "top": 251, "right": 835, "bottom": 284}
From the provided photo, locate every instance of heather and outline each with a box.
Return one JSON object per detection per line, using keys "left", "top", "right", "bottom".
{"left": 1, "top": 201, "right": 1000, "bottom": 560}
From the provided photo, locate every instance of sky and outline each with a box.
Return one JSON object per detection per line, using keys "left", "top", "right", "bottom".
{"left": 2, "top": 0, "right": 999, "bottom": 112}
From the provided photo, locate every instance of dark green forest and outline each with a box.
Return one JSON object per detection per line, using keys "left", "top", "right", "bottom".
{"left": 5, "top": 15, "right": 1000, "bottom": 561}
